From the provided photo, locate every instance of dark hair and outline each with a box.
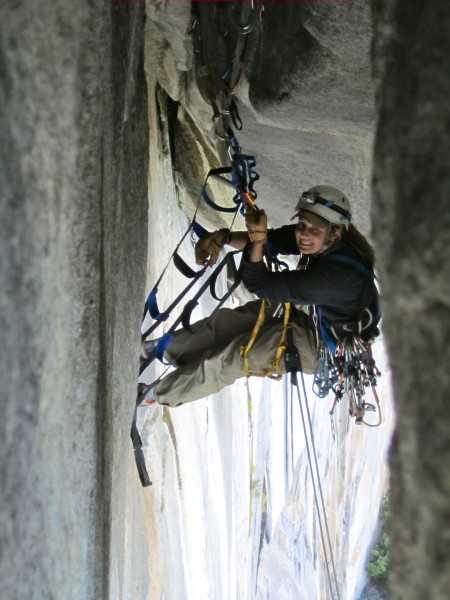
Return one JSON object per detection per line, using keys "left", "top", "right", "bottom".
{"left": 343, "top": 223, "right": 375, "bottom": 266}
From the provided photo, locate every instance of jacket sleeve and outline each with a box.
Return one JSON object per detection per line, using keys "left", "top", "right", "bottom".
{"left": 266, "top": 224, "right": 300, "bottom": 256}
{"left": 241, "top": 255, "right": 368, "bottom": 313}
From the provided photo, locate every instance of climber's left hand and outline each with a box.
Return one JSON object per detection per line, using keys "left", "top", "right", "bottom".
{"left": 194, "top": 230, "right": 228, "bottom": 267}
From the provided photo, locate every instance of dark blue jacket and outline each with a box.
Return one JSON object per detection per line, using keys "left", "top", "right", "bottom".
{"left": 241, "top": 225, "right": 380, "bottom": 340}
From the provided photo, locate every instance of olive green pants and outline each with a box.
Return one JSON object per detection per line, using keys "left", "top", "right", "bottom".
{"left": 154, "top": 300, "right": 318, "bottom": 407}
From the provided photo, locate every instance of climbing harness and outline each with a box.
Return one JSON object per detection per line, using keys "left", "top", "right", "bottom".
{"left": 284, "top": 328, "right": 341, "bottom": 600}
{"left": 240, "top": 300, "right": 291, "bottom": 380}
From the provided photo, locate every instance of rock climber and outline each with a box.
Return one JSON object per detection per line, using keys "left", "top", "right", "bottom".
{"left": 140, "top": 185, "right": 379, "bottom": 407}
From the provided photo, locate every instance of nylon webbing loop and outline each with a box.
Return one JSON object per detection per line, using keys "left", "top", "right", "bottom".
{"left": 130, "top": 405, "right": 152, "bottom": 487}
{"left": 179, "top": 250, "right": 242, "bottom": 332}
{"left": 145, "top": 289, "right": 166, "bottom": 322}
{"left": 200, "top": 156, "right": 259, "bottom": 216}
{"left": 268, "top": 303, "right": 291, "bottom": 379}
{"left": 209, "top": 248, "right": 240, "bottom": 301}
{"left": 231, "top": 154, "right": 259, "bottom": 211}
{"left": 201, "top": 188, "right": 240, "bottom": 214}
{"left": 173, "top": 252, "right": 199, "bottom": 279}
{"left": 240, "top": 299, "right": 268, "bottom": 377}
{"left": 141, "top": 264, "right": 207, "bottom": 341}
{"left": 317, "top": 309, "right": 338, "bottom": 354}
{"left": 139, "top": 333, "right": 175, "bottom": 376}
{"left": 192, "top": 220, "right": 208, "bottom": 239}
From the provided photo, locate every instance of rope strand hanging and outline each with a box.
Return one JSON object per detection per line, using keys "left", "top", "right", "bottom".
{"left": 284, "top": 328, "right": 341, "bottom": 600}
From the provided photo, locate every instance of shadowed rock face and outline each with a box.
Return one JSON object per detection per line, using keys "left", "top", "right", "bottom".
{"left": 0, "top": 1, "right": 448, "bottom": 599}
{"left": 247, "top": 1, "right": 374, "bottom": 135}
{"left": 0, "top": 2, "right": 148, "bottom": 598}
{"left": 371, "top": 1, "right": 450, "bottom": 598}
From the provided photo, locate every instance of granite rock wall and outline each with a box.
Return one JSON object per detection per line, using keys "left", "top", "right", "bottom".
{"left": 371, "top": 1, "right": 450, "bottom": 598}
{"left": 0, "top": 2, "right": 148, "bottom": 598}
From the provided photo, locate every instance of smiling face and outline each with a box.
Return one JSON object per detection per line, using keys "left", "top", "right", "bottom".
{"left": 295, "top": 216, "right": 328, "bottom": 254}
{"left": 294, "top": 213, "right": 343, "bottom": 255}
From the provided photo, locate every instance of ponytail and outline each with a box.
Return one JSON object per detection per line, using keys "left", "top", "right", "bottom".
{"left": 344, "top": 223, "right": 375, "bottom": 266}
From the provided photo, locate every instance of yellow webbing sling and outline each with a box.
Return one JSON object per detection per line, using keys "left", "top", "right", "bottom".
{"left": 240, "top": 300, "right": 291, "bottom": 380}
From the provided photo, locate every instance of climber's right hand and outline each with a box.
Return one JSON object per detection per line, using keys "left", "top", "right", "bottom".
{"left": 195, "top": 229, "right": 229, "bottom": 267}
{"left": 245, "top": 209, "right": 268, "bottom": 245}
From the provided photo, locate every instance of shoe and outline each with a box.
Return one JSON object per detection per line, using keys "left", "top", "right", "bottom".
{"left": 137, "top": 383, "right": 157, "bottom": 406}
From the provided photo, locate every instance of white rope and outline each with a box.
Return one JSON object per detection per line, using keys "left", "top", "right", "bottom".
{"left": 290, "top": 370, "right": 341, "bottom": 600}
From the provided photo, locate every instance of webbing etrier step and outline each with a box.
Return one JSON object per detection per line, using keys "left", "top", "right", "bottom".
{"left": 142, "top": 153, "right": 260, "bottom": 348}
{"left": 197, "top": 154, "right": 259, "bottom": 218}
{"left": 140, "top": 250, "right": 242, "bottom": 376}
{"left": 133, "top": 125, "right": 260, "bottom": 487}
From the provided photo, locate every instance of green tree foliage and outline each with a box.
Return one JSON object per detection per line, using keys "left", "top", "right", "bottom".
{"left": 366, "top": 495, "right": 390, "bottom": 584}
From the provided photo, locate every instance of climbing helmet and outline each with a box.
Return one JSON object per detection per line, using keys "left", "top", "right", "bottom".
{"left": 294, "top": 185, "right": 352, "bottom": 230}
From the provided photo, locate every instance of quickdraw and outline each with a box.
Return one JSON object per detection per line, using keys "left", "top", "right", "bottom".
{"left": 313, "top": 337, "right": 382, "bottom": 439}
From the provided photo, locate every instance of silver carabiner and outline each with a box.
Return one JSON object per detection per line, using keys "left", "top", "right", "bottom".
{"left": 273, "top": 303, "right": 284, "bottom": 319}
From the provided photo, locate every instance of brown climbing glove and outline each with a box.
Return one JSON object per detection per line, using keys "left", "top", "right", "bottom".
{"left": 245, "top": 209, "right": 267, "bottom": 245}
{"left": 195, "top": 229, "right": 229, "bottom": 266}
